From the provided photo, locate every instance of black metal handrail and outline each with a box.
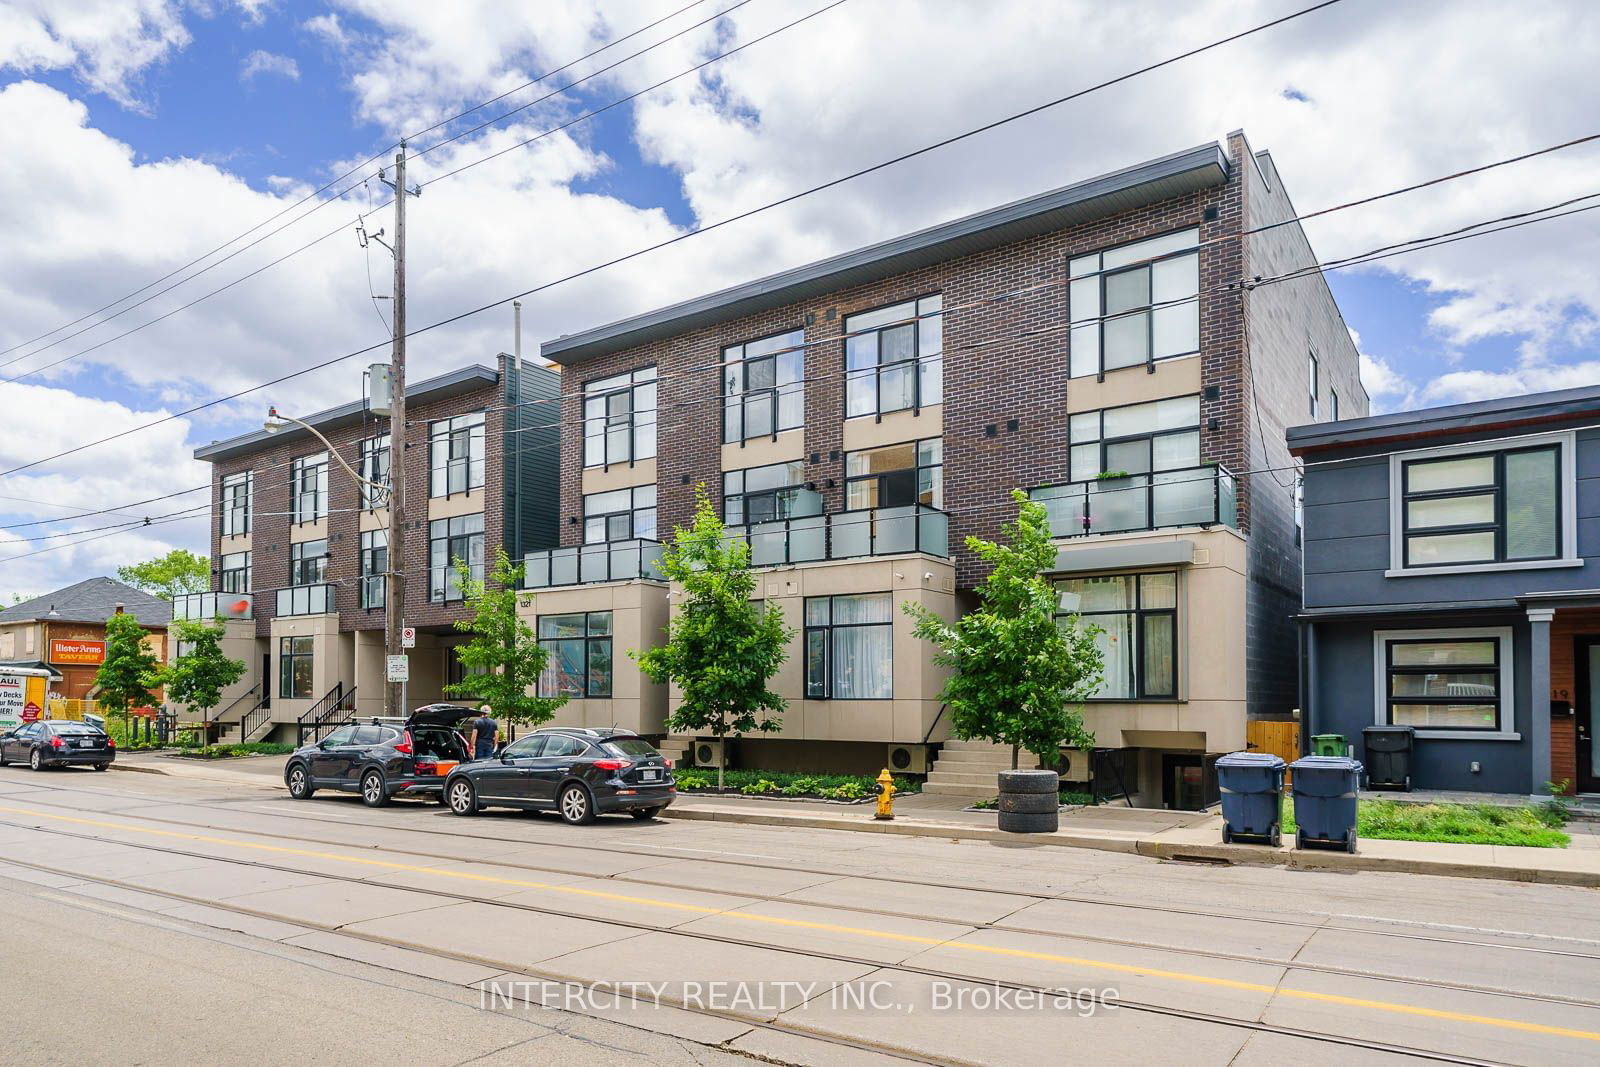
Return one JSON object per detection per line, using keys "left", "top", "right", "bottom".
{"left": 212, "top": 682, "right": 260, "bottom": 732}
{"left": 921, "top": 702, "right": 948, "bottom": 746}
{"left": 1028, "top": 463, "right": 1238, "bottom": 539}
{"left": 240, "top": 697, "right": 273, "bottom": 743}
{"left": 295, "top": 682, "right": 357, "bottom": 745}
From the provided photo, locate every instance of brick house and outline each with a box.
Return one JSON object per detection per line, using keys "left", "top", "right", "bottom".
{"left": 529, "top": 131, "right": 1363, "bottom": 807}
{"left": 182, "top": 354, "right": 559, "bottom": 741}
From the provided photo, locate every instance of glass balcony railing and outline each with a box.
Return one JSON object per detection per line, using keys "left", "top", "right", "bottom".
{"left": 523, "top": 539, "right": 665, "bottom": 589}
{"left": 173, "top": 591, "right": 253, "bottom": 621}
{"left": 1029, "top": 464, "right": 1238, "bottom": 539}
{"left": 727, "top": 505, "right": 949, "bottom": 564}
{"left": 725, "top": 514, "right": 828, "bottom": 566}
{"left": 276, "top": 583, "right": 335, "bottom": 617}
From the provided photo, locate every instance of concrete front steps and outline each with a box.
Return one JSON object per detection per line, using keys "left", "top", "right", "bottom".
{"left": 922, "top": 740, "right": 1024, "bottom": 799}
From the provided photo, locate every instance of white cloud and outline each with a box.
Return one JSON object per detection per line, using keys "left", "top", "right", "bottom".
{"left": 302, "top": 12, "right": 350, "bottom": 49}
{"left": 240, "top": 48, "right": 298, "bottom": 82}
{"left": 235, "top": 0, "right": 273, "bottom": 27}
{"left": 0, "top": 0, "right": 189, "bottom": 110}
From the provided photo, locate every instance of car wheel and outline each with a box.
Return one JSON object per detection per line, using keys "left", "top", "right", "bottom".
{"left": 30, "top": 749, "right": 45, "bottom": 772}
{"left": 559, "top": 784, "right": 596, "bottom": 825}
{"left": 92, "top": 762, "right": 109, "bottom": 772}
{"left": 630, "top": 807, "right": 663, "bottom": 821}
{"left": 448, "top": 778, "right": 477, "bottom": 816}
{"left": 286, "top": 763, "right": 315, "bottom": 799}
{"left": 360, "top": 770, "right": 389, "bottom": 807}
{"left": 0, "top": 746, "right": 9, "bottom": 767}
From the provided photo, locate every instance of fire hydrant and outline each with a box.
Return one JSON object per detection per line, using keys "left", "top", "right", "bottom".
{"left": 875, "top": 768, "right": 897, "bottom": 820}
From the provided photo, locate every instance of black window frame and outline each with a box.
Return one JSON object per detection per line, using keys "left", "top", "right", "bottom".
{"left": 1400, "top": 444, "right": 1562, "bottom": 568}
{"left": 1068, "top": 395, "right": 1201, "bottom": 482}
{"left": 536, "top": 612, "right": 613, "bottom": 698}
{"left": 844, "top": 437, "right": 942, "bottom": 512}
{"left": 723, "top": 327, "right": 806, "bottom": 444}
{"left": 428, "top": 513, "right": 485, "bottom": 603}
{"left": 803, "top": 593, "right": 894, "bottom": 701}
{"left": 359, "top": 530, "right": 387, "bottom": 610}
{"left": 290, "top": 453, "right": 329, "bottom": 524}
{"left": 582, "top": 485, "right": 658, "bottom": 544}
{"left": 429, "top": 412, "right": 485, "bottom": 498}
{"left": 843, "top": 294, "right": 943, "bottom": 419}
{"left": 219, "top": 470, "right": 252, "bottom": 537}
{"left": 723, "top": 460, "right": 818, "bottom": 525}
{"left": 279, "top": 635, "right": 314, "bottom": 700}
{"left": 583, "top": 366, "right": 657, "bottom": 468}
{"left": 1383, "top": 636, "right": 1504, "bottom": 733}
{"left": 220, "top": 550, "right": 251, "bottom": 594}
{"left": 1068, "top": 227, "right": 1201, "bottom": 379}
{"left": 288, "top": 539, "right": 328, "bottom": 587}
{"left": 1055, "top": 571, "right": 1178, "bottom": 701}
{"left": 358, "top": 432, "right": 391, "bottom": 510}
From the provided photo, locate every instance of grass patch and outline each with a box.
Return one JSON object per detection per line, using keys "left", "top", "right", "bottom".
{"left": 672, "top": 767, "right": 916, "bottom": 802}
{"left": 971, "top": 790, "right": 1093, "bottom": 811}
{"left": 1281, "top": 796, "right": 1568, "bottom": 848}
{"left": 172, "top": 742, "right": 294, "bottom": 760}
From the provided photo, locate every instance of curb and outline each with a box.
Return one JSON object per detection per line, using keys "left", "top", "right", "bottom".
{"left": 663, "top": 805, "right": 1600, "bottom": 887}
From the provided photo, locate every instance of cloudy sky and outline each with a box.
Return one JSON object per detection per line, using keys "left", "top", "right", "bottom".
{"left": 1, "top": 0, "right": 1597, "bottom": 600}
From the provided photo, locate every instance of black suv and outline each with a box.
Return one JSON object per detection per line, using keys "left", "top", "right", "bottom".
{"left": 443, "top": 727, "right": 674, "bottom": 824}
{"left": 284, "top": 704, "right": 473, "bottom": 806}
{"left": 0, "top": 720, "right": 115, "bottom": 771}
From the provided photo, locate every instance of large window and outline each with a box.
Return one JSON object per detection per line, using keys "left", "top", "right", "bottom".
{"left": 845, "top": 438, "right": 942, "bottom": 510}
{"left": 290, "top": 453, "right": 328, "bottom": 524}
{"left": 1069, "top": 228, "right": 1199, "bottom": 378}
{"left": 359, "top": 433, "right": 390, "bottom": 510}
{"left": 583, "top": 366, "right": 657, "bottom": 467}
{"left": 583, "top": 485, "right": 657, "bottom": 544}
{"left": 360, "top": 531, "right": 387, "bottom": 610}
{"left": 537, "top": 612, "right": 613, "bottom": 698}
{"left": 804, "top": 593, "right": 893, "bottom": 700}
{"left": 1070, "top": 396, "right": 1199, "bottom": 481}
{"left": 445, "top": 645, "right": 483, "bottom": 696}
{"left": 845, "top": 295, "right": 942, "bottom": 418}
{"left": 220, "top": 551, "right": 251, "bottom": 594}
{"left": 279, "top": 636, "right": 314, "bottom": 700}
{"left": 429, "top": 413, "right": 485, "bottom": 497}
{"left": 220, "top": 471, "right": 252, "bottom": 536}
{"left": 724, "top": 328, "right": 804, "bottom": 442}
{"left": 1376, "top": 630, "right": 1510, "bottom": 734}
{"left": 724, "top": 460, "right": 818, "bottom": 525}
{"left": 1056, "top": 572, "right": 1177, "bottom": 700}
{"left": 428, "top": 513, "right": 484, "bottom": 602}
{"left": 289, "top": 539, "right": 328, "bottom": 587}
{"left": 1399, "top": 445, "right": 1560, "bottom": 568}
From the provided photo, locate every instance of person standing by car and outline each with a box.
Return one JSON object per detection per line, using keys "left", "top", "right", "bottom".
{"left": 468, "top": 705, "right": 499, "bottom": 761}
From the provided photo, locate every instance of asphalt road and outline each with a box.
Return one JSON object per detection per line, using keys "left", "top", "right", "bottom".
{"left": 2, "top": 764, "right": 1598, "bottom": 1066}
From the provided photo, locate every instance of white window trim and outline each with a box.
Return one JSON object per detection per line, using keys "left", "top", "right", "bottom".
{"left": 1384, "top": 429, "right": 1578, "bottom": 577}
{"left": 1371, "top": 626, "right": 1520, "bottom": 741}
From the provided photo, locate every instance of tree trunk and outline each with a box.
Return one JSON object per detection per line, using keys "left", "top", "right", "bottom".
{"left": 1011, "top": 743, "right": 1019, "bottom": 770}
{"left": 717, "top": 710, "right": 726, "bottom": 792}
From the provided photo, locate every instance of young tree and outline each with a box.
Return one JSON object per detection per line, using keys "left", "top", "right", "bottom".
{"left": 161, "top": 618, "right": 246, "bottom": 722}
{"left": 117, "top": 548, "right": 209, "bottom": 600}
{"left": 906, "top": 490, "right": 1104, "bottom": 770}
{"left": 94, "top": 611, "right": 163, "bottom": 726}
{"left": 443, "top": 547, "right": 567, "bottom": 726}
{"left": 634, "top": 488, "right": 791, "bottom": 789}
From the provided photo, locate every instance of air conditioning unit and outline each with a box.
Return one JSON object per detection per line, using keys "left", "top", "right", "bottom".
{"left": 886, "top": 743, "right": 929, "bottom": 775}
{"left": 693, "top": 739, "right": 728, "bottom": 768}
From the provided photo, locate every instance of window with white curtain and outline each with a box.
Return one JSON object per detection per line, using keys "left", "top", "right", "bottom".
{"left": 804, "top": 593, "right": 893, "bottom": 699}
{"left": 1055, "top": 572, "right": 1177, "bottom": 699}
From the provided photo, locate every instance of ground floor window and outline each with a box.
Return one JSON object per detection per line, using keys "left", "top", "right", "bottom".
{"left": 1054, "top": 571, "right": 1176, "bottom": 699}
{"left": 1376, "top": 628, "right": 1510, "bottom": 733}
{"left": 279, "top": 636, "right": 313, "bottom": 699}
{"left": 804, "top": 593, "right": 893, "bottom": 699}
{"left": 537, "top": 612, "right": 613, "bottom": 698}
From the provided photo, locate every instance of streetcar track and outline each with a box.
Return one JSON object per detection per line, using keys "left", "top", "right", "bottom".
{"left": 0, "top": 822, "right": 1511, "bottom": 1066}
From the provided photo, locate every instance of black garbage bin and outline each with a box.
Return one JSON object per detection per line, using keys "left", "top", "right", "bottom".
{"left": 1362, "top": 725, "right": 1415, "bottom": 791}
{"left": 1289, "top": 755, "right": 1363, "bottom": 853}
{"left": 1215, "top": 752, "right": 1285, "bottom": 845}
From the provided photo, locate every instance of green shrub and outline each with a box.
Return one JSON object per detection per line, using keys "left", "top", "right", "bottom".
{"left": 671, "top": 766, "right": 913, "bottom": 800}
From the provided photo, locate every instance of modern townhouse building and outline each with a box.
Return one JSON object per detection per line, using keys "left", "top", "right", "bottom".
{"left": 529, "top": 131, "right": 1363, "bottom": 808}
{"left": 179, "top": 354, "right": 559, "bottom": 742}
{"left": 1290, "top": 386, "right": 1600, "bottom": 801}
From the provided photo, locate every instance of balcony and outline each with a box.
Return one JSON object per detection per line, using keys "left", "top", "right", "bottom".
{"left": 727, "top": 505, "right": 949, "bottom": 565}
{"left": 1029, "top": 464, "right": 1237, "bottom": 539}
{"left": 523, "top": 539, "right": 665, "bottom": 589}
{"left": 173, "top": 591, "right": 253, "bottom": 621}
{"left": 276, "top": 583, "right": 336, "bottom": 617}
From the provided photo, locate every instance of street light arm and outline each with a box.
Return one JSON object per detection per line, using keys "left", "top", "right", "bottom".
{"left": 267, "top": 409, "right": 388, "bottom": 493}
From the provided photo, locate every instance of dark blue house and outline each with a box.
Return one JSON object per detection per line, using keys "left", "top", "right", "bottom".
{"left": 1288, "top": 386, "right": 1600, "bottom": 799}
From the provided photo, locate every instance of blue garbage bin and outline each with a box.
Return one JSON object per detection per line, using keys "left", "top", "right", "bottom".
{"left": 1289, "top": 755, "right": 1363, "bottom": 853}
{"left": 1215, "top": 752, "right": 1285, "bottom": 846}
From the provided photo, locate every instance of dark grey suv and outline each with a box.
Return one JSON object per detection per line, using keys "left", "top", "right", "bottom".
{"left": 284, "top": 704, "right": 472, "bottom": 806}
{"left": 443, "top": 727, "right": 675, "bottom": 824}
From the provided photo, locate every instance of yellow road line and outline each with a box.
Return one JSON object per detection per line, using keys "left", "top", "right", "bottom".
{"left": 4, "top": 803, "right": 1597, "bottom": 1043}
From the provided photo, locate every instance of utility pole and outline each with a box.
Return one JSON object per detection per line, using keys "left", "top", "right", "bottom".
{"left": 379, "top": 141, "right": 420, "bottom": 719}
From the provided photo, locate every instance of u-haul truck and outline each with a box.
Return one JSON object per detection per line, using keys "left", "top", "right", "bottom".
{"left": 0, "top": 666, "right": 54, "bottom": 733}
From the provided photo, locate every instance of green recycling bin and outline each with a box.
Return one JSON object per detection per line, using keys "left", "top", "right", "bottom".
{"left": 1311, "top": 734, "right": 1347, "bottom": 757}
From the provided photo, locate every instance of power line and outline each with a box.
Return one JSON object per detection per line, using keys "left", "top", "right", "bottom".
{"left": 0, "top": 0, "right": 1348, "bottom": 479}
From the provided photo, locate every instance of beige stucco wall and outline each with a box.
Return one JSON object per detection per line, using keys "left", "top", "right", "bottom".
{"left": 267, "top": 614, "right": 345, "bottom": 723}
{"left": 358, "top": 508, "right": 389, "bottom": 534}
{"left": 720, "top": 428, "right": 804, "bottom": 471}
{"left": 218, "top": 533, "right": 251, "bottom": 555}
{"left": 1057, "top": 526, "right": 1249, "bottom": 753}
{"left": 582, "top": 457, "right": 657, "bottom": 495}
{"left": 426, "top": 489, "right": 487, "bottom": 521}
{"left": 288, "top": 517, "right": 327, "bottom": 542}
{"left": 840, "top": 405, "right": 943, "bottom": 452}
{"left": 1065, "top": 354, "right": 1202, "bottom": 414}
{"left": 515, "top": 580, "right": 669, "bottom": 735}
{"left": 0, "top": 621, "right": 43, "bottom": 660}
{"left": 352, "top": 630, "right": 386, "bottom": 719}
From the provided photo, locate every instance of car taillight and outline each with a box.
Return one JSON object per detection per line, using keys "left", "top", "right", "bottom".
{"left": 395, "top": 729, "right": 414, "bottom": 755}
{"left": 663, "top": 757, "right": 673, "bottom": 769}
{"left": 50, "top": 736, "right": 64, "bottom": 749}
{"left": 106, "top": 737, "right": 116, "bottom": 749}
{"left": 592, "top": 758, "right": 632, "bottom": 772}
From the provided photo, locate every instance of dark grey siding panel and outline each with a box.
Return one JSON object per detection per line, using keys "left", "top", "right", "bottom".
{"left": 1301, "top": 458, "right": 1386, "bottom": 509}
{"left": 504, "top": 362, "right": 561, "bottom": 559}
{"left": 1302, "top": 534, "right": 1388, "bottom": 575}
{"left": 1309, "top": 614, "right": 1531, "bottom": 794}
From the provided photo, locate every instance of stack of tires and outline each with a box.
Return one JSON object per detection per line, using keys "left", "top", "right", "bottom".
{"left": 997, "top": 770, "right": 1060, "bottom": 833}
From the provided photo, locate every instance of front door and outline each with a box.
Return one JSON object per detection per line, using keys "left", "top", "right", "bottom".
{"left": 1576, "top": 639, "right": 1600, "bottom": 794}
